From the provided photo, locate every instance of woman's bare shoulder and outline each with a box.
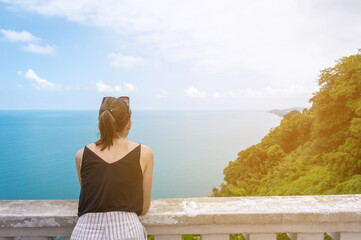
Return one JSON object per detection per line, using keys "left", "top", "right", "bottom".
{"left": 139, "top": 144, "right": 154, "bottom": 165}
{"left": 75, "top": 147, "right": 85, "bottom": 163}
{"left": 76, "top": 146, "right": 85, "bottom": 156}
{"left": 85, "top": 142, "right": 95, "bottom": 150}
{"left": 125, "top": 139, "right": 150, "bottom": 152}
{"left": 140, "top": 144, "right": 153, "bottom": 155}
{"left": 126, "top": 140, "right": 141, "bottom": 149}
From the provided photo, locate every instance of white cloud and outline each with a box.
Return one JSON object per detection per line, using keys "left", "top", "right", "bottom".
{"left": 220, "top": 84, "right": 319, "bottom": 109}
{"left": 124, "top": 82, "right": 136, "bottom": 91}
{"left": 3, "top": 0, "right": 360, "bottom": 84}
{"left": 156, "top": 90, "right": 169, "bottom": 98}
{"left": 2, "top": 0, "right": 360, "bottom": 109}
{"left": 213, "top": 92, "right": 221, "bottom": 98}
{"left": 96, "top": 80, "right": 136, "bottom": 93}
{"left": 23, "top": 43, "right": 55, "bottom": 54}
{"left": 1, "top": 29, "right": 56, "bottom": 54}
{"left": 96, "top": 80, "right": 122, "bottom": 93}
{"left": 0, "top": 29, "right": 40, "bottom": 42}
{"left": 226, "top": 85, "right": 317, "bottom": 99}
{"left": 185, "top": 87, "right": 207, "bottom": 98}
{"left": 107, "top": 53, "right": 145, "bottom": 68}
{"left": 18, "top": 69, "right": 85, "bottom": 91}
{"left": 24, "top": 69, "right": 60, "bottom": 90}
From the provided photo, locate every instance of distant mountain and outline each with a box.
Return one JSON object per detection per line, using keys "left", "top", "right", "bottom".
{"left": 268, "top": 107, "right": 309, "bottom": 117}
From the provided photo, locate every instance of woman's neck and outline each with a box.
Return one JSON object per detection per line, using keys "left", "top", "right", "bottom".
{"left": 113, "top": 136, "right": 127, "bottom": 145}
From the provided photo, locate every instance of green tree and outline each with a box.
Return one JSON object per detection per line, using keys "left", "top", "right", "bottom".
{"left": 212, "top": 50, "right": 361, "bottom": 197}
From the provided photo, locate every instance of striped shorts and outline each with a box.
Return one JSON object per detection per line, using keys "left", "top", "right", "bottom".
{"left": 70, "top": 211, "right": 148, "bottom": 240}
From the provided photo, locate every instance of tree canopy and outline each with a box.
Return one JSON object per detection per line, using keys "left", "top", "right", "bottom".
{"left": 211, "top": 50, "right": 361, "bottom": 197}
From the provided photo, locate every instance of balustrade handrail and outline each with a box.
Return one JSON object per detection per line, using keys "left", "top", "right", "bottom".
{"left": 0, "top": 194, "right": 361, "bottom": 240}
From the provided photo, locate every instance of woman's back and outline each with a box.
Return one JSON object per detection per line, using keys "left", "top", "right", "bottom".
{"left": 78, "top": 139, "right": 144, "bottom": 217}
{"left": 85, "top": 140, "right": 142, "bottom": 165}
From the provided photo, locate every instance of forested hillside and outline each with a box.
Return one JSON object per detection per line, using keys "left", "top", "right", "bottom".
{"left": 211, "top": 51, "right": 361, "bottom": 197}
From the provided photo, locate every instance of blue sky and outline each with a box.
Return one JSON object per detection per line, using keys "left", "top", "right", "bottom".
{"left": 1, "top": 0, "right": 360, "bottom": 110}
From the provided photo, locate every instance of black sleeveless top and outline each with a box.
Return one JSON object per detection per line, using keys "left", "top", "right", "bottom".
{"left": 77, "top": 143, "right": 143, "bottom": 217}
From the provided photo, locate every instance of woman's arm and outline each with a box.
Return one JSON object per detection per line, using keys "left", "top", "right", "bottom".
{"left": 140, "top": 145, "right": 154, "bottom": 215}
{"left": 75, "top": 148, "right": 84, "bottom": 187}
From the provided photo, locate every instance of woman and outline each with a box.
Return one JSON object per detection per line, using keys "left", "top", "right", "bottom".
{"left": 70, "top": 96, "right": 154, "bottom": 240}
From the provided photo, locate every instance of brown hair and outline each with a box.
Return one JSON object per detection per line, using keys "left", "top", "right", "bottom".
{"left": 95, "top": 97, "right": 132, "bottom": 151}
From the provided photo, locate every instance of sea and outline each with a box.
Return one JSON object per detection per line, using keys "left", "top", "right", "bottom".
{"left": 0, "top": 110, "right": 281, "bottom": 200}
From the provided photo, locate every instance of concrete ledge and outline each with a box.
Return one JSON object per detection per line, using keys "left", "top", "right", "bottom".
{"left": 0, "top": 195, "right": 360, "bottom": 229}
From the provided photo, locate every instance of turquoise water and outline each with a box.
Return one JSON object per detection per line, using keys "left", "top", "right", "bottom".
{"left": 0, "top": 110, "right": 281, "bottom": 200}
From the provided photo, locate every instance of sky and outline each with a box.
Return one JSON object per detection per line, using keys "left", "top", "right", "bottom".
{"left": 1, "top": 0, "right": 360, "bottom": 110}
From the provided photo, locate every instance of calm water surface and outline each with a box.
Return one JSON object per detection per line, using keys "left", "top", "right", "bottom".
{"left": 0, "top": 110, "right": 281, "bottom": 200}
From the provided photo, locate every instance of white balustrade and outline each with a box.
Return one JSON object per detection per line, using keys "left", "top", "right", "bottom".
{"left": 0, "top": 195, "right": 360, "bottom": 240}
